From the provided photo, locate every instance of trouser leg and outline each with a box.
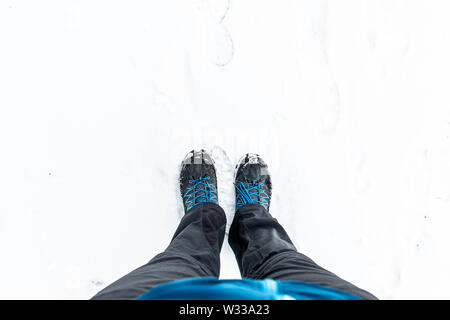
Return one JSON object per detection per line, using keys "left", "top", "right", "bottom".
{"left": 91, "top": 202, "right": 227, "bottom": 300}
{"left": 228, "top": 203, "right": 377, "bottom": 300}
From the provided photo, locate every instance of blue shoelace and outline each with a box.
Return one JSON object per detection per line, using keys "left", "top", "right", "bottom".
{"left": 235, "top": 181, "right": 270, "bottom": 211}
{"left": 183, "top": 176, "right": 218, "bottom": 211}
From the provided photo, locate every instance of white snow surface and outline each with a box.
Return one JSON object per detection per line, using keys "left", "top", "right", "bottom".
{"left": 1, "top": 0, "right": 450, "bottom": 299}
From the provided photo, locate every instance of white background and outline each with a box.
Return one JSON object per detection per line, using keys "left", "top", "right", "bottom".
{"left": 1, "top": 0, "right": 450, "bottom": 299}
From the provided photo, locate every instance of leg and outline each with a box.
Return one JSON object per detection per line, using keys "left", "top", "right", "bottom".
{"left": 228, "top": 203, "right": 377, "bottom": 300}
{"left": 92, "top": 202, "right": 226, "bottom": 300}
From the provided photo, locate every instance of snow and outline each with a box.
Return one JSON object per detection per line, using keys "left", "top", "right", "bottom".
{"left": 1, "top": 0, "right": 450, "bottom": 299}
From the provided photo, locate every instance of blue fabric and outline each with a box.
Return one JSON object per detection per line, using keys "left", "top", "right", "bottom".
{"left": 235, "top": 182, "right": 270, "bottom": 212}
{"left": 183, "top": 176, "right": 218, "bottom": 211}
{"left": 136, "top": 277, "right": 362, "bottom": 300}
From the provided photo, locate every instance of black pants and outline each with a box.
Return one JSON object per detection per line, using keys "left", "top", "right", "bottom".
{"left": 91, "top": 203, "right": 376, "bottom": 300}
